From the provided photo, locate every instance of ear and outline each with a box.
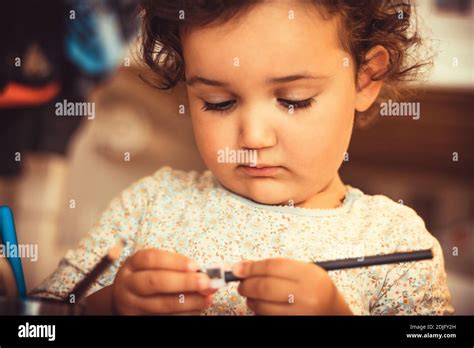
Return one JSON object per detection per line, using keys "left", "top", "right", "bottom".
{"left": 355, "top": 45, "right": 389, "bottom": 112}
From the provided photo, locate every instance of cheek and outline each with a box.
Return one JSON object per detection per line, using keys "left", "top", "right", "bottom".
{"left": 189, "top": 103, "right": 233, "bottom": 169}
{"left": 283, "top": 87, "right": 355, "bottom": 172}
{"left": 191, "top": 117, "right": 218, "bottom": 165}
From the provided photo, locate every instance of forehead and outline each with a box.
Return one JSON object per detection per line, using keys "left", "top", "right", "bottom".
{"left": 181, "top": 1, "right": 343, "bottom": 82}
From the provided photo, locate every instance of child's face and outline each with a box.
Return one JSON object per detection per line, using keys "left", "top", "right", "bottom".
{"left": 182, "top": 1, "right": 357, "bottom": 206}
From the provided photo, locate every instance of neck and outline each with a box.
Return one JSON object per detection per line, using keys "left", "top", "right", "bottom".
{"left": 296, "top": 174, "right": 347, "bottom": 209}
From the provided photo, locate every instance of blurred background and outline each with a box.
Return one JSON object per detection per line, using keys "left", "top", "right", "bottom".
{"left": 0, "top": 0, "right": 472, "bottom": 313}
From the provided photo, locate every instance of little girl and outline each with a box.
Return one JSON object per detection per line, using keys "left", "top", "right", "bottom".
{"left": 32, "top": 0, "right": 454, "bottom": 315}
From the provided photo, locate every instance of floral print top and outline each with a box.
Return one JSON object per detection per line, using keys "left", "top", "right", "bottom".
{"left": 31, "top": 166, "right": 454, "bottom": 315}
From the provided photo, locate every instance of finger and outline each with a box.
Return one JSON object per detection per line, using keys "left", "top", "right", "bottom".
{"left": 127, "top": 270, "right": 211, "bottom": 295}
{"left": 247, "top": 298, "right": 294, "bottom": 315}
{"left": 136, "top": 293, "right": 212, "bottom": 315}
{"left": 198, "top": 287, "right": 219, "bottom": 296}
{"left": 129, "top": 249, "right": 198, "bottom": 272}
{"left": 234, "top": 258, "right": 305, "bottom": 281}
{"left": 238, "top": 276, "right": 297, "bottom": 302}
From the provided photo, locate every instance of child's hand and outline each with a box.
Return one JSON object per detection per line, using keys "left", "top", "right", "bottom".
{"left": 112, "top": 249, "right": 217, "bottom": 315}
{"left": 233, "top": 258, "right": 353, "bottom": 315}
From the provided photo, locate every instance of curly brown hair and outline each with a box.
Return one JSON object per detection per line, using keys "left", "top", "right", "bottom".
{"left": 140, "top": 0, "right": 430, "bottom": 125}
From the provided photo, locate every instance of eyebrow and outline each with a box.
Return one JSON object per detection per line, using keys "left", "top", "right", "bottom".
{"left": 266, "top": 73, "right": 329, "bottom": 84}
{"left": 186, "top": 73, "right": 328, "bottom": 87}
{"left": 186, "top": 76, "right": 229, "bottom": 87}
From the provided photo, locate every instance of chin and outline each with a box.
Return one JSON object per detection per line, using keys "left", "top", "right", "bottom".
{"left": 247, "top": 195, "right": 286, "bottom": 205}
{"left": 240, "top": 180, "right": 292, "bottom": 205}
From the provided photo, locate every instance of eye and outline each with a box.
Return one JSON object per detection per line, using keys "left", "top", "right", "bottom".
{"left": 201, "top": 100, "right": 236, "bottom": 113}
{"left": 278, "top": 98, "right": 314, "bottom": 111}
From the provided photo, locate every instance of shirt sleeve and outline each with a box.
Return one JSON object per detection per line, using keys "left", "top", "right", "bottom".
{"left": 29, "top": 175, "right": 156, "bottom": 301}
{"left": 369, "top": 214, "right": 455, "bottom": 315}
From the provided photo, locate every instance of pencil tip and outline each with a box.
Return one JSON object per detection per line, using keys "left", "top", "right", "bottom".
{"left": 108, "top": 239, "right": 125, "bottom": 260}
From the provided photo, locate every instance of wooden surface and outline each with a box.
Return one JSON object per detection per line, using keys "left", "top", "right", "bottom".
{"left": 347, "top": 87, "right": 473, "bottom": 180}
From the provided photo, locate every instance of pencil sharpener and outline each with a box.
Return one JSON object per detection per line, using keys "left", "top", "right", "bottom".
{"left": 200, "top": 265, "right": 227, "bottom": 289}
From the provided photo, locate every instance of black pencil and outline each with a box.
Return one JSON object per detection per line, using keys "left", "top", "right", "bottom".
{"left": 67, "top": 240, "right": 124, "bottom": 302}
{"left": 221, "top": 249, "right": 433, "bottom": 283}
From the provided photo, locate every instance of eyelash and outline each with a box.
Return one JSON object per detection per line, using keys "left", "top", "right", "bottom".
{"left": 201, "top": 100, "right": 236, "bottom": 113}
{"left": 201, "top": 98, "right": 315, "bottom": 114}
{"left": 278, "top": 98, "right": 314, "bottom": 110}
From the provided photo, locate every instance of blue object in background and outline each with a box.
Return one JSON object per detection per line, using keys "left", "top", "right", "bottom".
{"left": 0, "top": 206, "right": 27, "bottom": 298}
{"left": 65, "top": 0, "right": 128, "bottom": 75}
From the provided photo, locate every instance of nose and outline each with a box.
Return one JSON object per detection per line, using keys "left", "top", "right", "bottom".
{"left": 237, "top": 102, "right": 277, "bottom": 150}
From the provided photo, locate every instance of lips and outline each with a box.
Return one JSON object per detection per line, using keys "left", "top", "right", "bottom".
{"left": 238, "top": 164, "right": 282, "bottom": 177}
